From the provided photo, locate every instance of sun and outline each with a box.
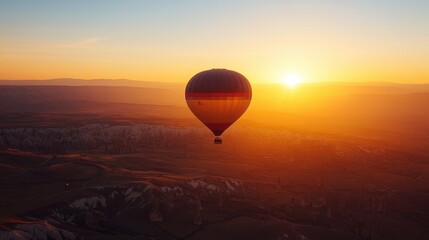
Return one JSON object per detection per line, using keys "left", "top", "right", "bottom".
{"left": 282, "top": 74, "right": 301, "bottom": 88}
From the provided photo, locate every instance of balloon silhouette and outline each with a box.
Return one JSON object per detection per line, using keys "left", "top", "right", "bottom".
{"left": 185, "top": 69, "right": 252, "bottom": 144}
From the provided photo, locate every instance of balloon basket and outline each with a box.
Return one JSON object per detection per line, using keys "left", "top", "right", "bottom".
{"left": 214, "top": 136, "right": 222, "bottom": 144}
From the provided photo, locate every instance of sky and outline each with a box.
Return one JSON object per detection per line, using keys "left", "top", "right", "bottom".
{"left": 0, "top": 0, "right": 428, "bottom": 83}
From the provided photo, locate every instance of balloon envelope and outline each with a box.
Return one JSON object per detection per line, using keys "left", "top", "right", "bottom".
{"left": 185, "top": 69, "right": 252, "bottom": 139}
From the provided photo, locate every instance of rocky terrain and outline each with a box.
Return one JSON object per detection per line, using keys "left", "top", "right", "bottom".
{"left": 0, "top": 84, "right": 428, "bottom": 239}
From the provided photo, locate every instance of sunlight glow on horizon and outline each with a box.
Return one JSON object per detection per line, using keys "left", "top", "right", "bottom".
{"left": 282, "top": 74, "right": 302, "bottom": 88}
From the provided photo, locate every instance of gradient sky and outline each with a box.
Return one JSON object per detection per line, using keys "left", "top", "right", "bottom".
{"left": 0, "top": 0, "right": 428, "bottom": 83}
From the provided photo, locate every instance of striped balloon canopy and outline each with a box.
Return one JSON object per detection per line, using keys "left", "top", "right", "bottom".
{"left": 185, "top": 69, "right": 252, "bottom": 144}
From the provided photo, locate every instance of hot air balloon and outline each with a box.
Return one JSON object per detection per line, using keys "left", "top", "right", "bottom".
{"left": 185, "top": 69, "right": 252, "bottom": 144}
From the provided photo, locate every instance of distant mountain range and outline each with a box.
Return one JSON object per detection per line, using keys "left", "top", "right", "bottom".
{"left": 0, "top": 78, "right": 182, "bottom": 89}
{"left": 1, "top": 78, "right": 429, "bottom": 92}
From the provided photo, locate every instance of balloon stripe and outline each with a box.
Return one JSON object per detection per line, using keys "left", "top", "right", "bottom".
{"left": 186, "top": 97, "right": 250, "bottom": 100}
{"left": 186, "top": 92, "right": 251, "bottom": 97}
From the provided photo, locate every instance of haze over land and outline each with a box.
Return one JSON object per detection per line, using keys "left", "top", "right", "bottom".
{"left": 1, "top": 79, "right": 428, "bottom": 151}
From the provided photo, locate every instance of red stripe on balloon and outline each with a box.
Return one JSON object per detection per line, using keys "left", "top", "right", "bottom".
{"left": 186, "top": 92, "right": 251, "bottom": 98}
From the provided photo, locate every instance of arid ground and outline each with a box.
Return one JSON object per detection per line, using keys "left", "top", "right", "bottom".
{"left": 0, "top": 80, "right": 428, "bottom": 240}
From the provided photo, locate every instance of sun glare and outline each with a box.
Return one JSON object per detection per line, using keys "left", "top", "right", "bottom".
{"left": 282, "top": 74, "right": 301, "bottom": 88}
